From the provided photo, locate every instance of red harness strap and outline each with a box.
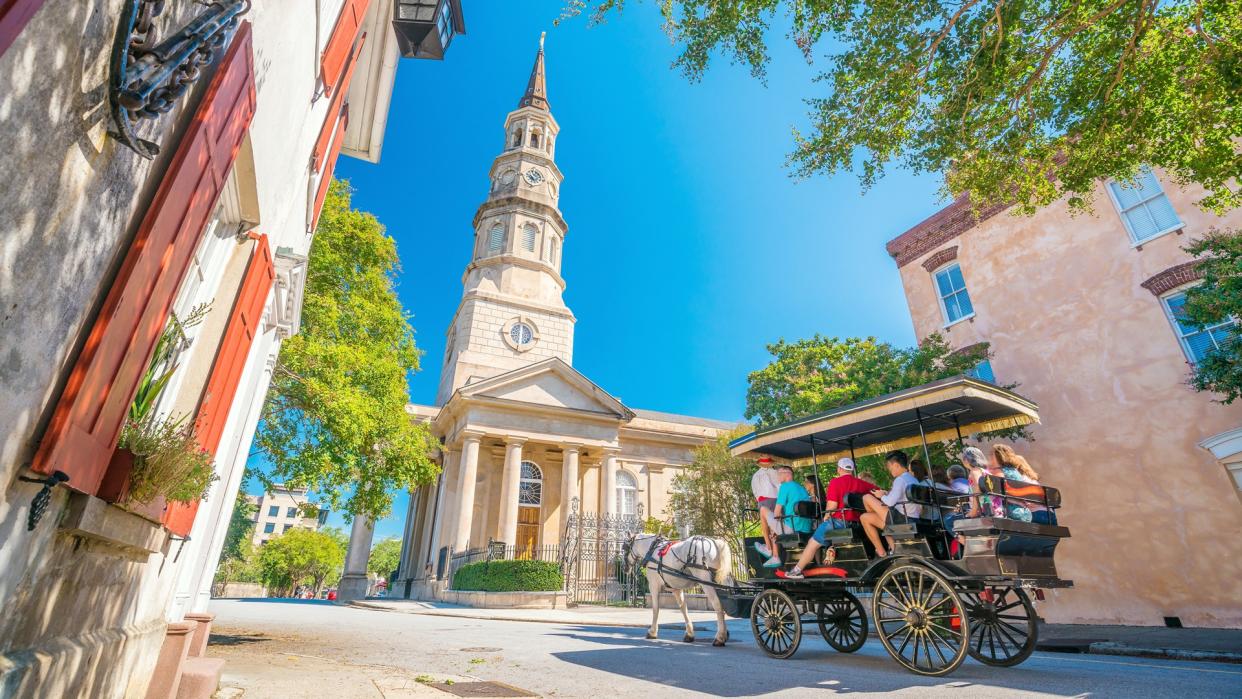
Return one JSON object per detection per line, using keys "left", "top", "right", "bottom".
{"left": 658, "top": 541, "right": 678, "bottom": 558}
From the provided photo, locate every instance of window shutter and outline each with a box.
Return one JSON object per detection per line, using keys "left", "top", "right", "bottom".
{"left": 30, "top": 23, "right": 256, "bottom": 494}
{"left": 0, "top": 0, "right": 45, "bottom": 58}
{"left": 164, "top": 234, "right": 275, "bottom": 536}
{"left": 522, "top": 226, "right": 536, "bottom": 252}
{"left": 487, "top": 225, "right": 505, "bottom": 253}
{"left": 310, "top": 106, "right": 350, "bottom": 232}
{"left": 313, "top": 33, "right": 367, "bottom": 172}
{"left": 320, "top": 0, "right": 371, "bottom": 96}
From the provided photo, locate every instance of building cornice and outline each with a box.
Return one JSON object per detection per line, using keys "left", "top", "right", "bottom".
{"left": 887, "top": 196, "right": 1009, "bottom": 268}
{"left": 474, "top": 196, "right": 568, "bottom": 235}
{"left": 454, "top": 289, "right": 577, "bottom": 322}
{"left": 464, "top": 254, "right": 567, "bottom": 292}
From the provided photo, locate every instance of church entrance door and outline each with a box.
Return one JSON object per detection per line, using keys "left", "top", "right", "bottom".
{"left": 516, "top": 506, "right": 540, "bottom": 557}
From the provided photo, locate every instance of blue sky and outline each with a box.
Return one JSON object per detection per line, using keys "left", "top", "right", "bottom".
{"left": 254, "top": 2, "right": 953, "bottom": 540}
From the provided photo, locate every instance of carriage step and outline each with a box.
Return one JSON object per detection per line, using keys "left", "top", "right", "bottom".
{"left": 775, "top": 567, "right": 846, "bottom": 579}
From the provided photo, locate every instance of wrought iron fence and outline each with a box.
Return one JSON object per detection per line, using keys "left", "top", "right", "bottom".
{"left": 560, "top": 499, "right": 646, "bottom": 606}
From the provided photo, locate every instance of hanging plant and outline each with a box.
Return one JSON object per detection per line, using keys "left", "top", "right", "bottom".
{"left": 118, "top": 415, "right": 217, "bottom": 505}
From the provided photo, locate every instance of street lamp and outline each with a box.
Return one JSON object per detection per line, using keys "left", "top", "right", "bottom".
{"left": 392, "top": 0, "right": 466, "bottom": 60}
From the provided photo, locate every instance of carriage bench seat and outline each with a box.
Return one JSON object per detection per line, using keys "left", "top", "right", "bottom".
{"left": 953, "top": 516, "right": 1070, "bottom": 539}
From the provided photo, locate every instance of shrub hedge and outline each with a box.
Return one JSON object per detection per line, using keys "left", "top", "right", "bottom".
{"left": 451, "top": 560, "right": 563, "bottom": 592}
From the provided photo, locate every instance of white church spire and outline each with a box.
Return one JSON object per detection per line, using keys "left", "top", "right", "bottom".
{"left": 435, "top": 36, "right": 575, "bottom": 405}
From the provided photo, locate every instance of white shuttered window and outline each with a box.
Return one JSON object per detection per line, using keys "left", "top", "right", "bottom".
{"left": 1107, "top": 167, "right": 1182, "bottom": 244}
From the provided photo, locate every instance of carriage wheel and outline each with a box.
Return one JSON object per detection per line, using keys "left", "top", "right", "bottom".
{"left": 962, "top": 586, "right": 1038, "bottom": 667}
{"left": 817, "top": 592, "right": 868, "bottom": 653}
{"left": 750, "top": 589, "right": 802, "bottom": 659}
{"left": 872, "top": 565, "right": 971, "bottom": 676}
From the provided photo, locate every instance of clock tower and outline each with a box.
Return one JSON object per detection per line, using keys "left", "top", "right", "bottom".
{"left": 436, "top": 35, "right": 575, "bottom": 404}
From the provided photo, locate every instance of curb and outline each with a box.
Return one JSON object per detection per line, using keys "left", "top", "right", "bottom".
{"left": 1085, "top": 642, "right": 1242, "bottom": 664}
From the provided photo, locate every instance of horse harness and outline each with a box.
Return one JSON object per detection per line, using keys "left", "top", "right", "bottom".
{"left": 638, "top": 535, "right": 718, "bottom": 581}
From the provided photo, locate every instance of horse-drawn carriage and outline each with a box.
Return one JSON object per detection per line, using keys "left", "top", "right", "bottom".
{"left": 719, "top": 376, "right": 1073, "bottom": 676}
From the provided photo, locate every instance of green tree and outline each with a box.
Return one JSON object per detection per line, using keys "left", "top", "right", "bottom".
{"left": 1183, "top": 230, "right": 1242, "bottom": 403}
{"left": 220, "top": 489, "right": 257, "bottom": 562}
{"left": 368, "top": 537, "right": 402, "bottom": 579}
{"left": 565, "top": 1, "right": 1242, "bottom": 215}
{"left": 257, "top": 528, "right": 347, "bottom": 596}
{"left": 745, "top": 334, "right": 987, "bottom": 428}
{"left": 667, "top": 428, "right": 756, "bottom": 561}
{"left": 258, "top": 180, "right": 438, "bottom": 520}
{"left": 215, "top": 541, "right": 263, "bottom": 586}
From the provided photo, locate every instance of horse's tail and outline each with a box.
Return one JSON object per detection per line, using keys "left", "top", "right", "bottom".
{"left": 713, "top": 537, "right": 733, "bottom": 586}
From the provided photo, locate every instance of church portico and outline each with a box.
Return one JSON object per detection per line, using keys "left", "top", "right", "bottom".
{"left": 392, "top": 37, "right": 735, "bottom": 598}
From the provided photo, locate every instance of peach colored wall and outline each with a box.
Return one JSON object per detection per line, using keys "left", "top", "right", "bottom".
{"left": 894, "top": 176, "right": 1242, "bottom": 628}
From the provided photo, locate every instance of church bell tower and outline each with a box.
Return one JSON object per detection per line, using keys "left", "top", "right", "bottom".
{"left": 436, "top": 35, "right": 575, "bottom": 404}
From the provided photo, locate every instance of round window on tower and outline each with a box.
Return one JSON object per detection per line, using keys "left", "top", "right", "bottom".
{"left": 502, "top": 317, "right": 540, "bottom": 352}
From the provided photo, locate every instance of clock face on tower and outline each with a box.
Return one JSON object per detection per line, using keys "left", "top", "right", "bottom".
{"left": 523, "top": 169, "right": 544, "bottom": 186}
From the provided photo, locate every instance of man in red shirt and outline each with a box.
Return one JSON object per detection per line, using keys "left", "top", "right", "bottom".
{"left": 784, "top": 458, "right": 875, "bottom": 579}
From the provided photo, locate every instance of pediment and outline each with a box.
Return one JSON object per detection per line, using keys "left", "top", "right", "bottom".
{"left": 455, "top": 358, "right": 632, "bottom": 419}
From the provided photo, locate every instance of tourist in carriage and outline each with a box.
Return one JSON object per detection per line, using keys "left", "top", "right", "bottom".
{"left": 992, "top": 444, "right": 1057, "bottom": 525}
{"left": 765, "top": 465, "right": 816, "bottom": 567}
{"left": 783, "top": 457, "right": 875, "bottom": 579}
{"left": 751, "top": 456, "right": 782, "bottom": 561}
{"left": 859, "top": 451, "right": 922, "bottom": 557}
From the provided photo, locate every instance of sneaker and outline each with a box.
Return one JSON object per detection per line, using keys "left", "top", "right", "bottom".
{"left": 754, "top": 542, "right": 772, "bottom": 558}
{"left": 784, "top": 567, "right": 805, "bottom": 580}
{"left": 823, "top": 547, "right": 837, "bottom": 564}
{"left": 763, "top": 555, "right": 782, "bottom": 568}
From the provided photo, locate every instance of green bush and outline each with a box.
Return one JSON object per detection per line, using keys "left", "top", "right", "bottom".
{"left": 451, "top": 560, "right": 563, "bottom": 592}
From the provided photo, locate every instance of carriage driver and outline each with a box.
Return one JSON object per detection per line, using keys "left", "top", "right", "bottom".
{"left": 752, "top": 456, "right": 782, "bottom": 561}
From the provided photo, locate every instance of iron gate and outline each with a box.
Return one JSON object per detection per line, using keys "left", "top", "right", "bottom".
{"left": 560, "top": 498, "right": 645, "bottom": 606}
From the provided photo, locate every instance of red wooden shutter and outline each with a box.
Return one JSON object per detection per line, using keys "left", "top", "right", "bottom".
{"left": 31, "top": 23, "right": 256, "bottom": 494}
{"left": 163, "top": 234, "right": 275, "bottom": 535}
{"left": 320, "top": 0, "right": 370, "bottom": 96}
{"left": 313, "top": 33, "right": 366, "bottom": 172}
{"left": 310, "top": 108, "right": 350, "bottom": 232}
{"left": 0, "top": 0, "right": 45, "bottom": 58}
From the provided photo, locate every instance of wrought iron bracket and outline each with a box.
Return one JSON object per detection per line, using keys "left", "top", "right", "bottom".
{"left": 18, "top": 470, "right": 70, "bottom": 531}
{"left": 109, "top": 0, "right": 251, "bottom": 159}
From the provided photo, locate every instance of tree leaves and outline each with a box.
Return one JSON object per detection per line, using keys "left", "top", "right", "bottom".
{"left": 1183, "top": 229, "right": 1242, "bottom": 403}
{"left": 257, "top": 180, "right": 438, "bottom": 521}
{"left": 569, "top": 1, "right": 1242, "bottom": 216}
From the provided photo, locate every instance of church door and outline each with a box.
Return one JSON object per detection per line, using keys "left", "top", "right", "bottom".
{"left": 516, "top": 506, "right": 541, "bottom": 557}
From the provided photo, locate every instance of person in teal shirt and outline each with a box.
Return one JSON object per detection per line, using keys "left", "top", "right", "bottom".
{"left": 763, "top": 466, "right": 815, "bottom": 568}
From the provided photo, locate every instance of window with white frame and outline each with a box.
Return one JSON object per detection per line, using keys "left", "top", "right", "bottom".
{"left": 486, "top": 223, "right": 505, "bottom": 255}
{"left": 1162, "top": 290, "right": 1236, "bottom": 364}
{"left": 934, "top": 263, "right": 975, "bottom": 325}
{"left": 519, "top": 461, "right": 543, "bottom": 506}
{"left": 966, "top": 359, "right": 995, "bottom": 384}
{"left": 616, "top": 470, "right": 638, "bottom": 517}
{"left": 1107, "top": 167, "right": 1182, "bottom": 244}
{"left": 521, "top": 224, "right": 537, "bottom": 253}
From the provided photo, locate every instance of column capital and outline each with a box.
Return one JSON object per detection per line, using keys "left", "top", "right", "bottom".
{"left": 460, "top": 430, "right": 485, "bottom": 444}
{"left": 601, "top": 447, "right": 621, "bottom": 458}
{"left": 504, "top": 436, "right": 528, "bottom": 447}
{"left": 559, "top": 442, "right": 582, "bottom": 454}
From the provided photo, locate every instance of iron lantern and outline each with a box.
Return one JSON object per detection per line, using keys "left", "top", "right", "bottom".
{"left": 392, "top": 0, "right": 466, "bottom": 60}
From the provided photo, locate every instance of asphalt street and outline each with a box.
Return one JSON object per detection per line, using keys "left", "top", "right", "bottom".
{"left": 208, "top": 599, "right": 1240, "bottom": 698}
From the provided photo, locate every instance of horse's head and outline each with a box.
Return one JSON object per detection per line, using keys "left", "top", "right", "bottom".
{"left": 622, "top": 532, "right": 657, "bottom": 567}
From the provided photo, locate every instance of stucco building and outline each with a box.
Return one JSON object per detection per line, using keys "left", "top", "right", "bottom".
{"left": 248, "top": 484, "right": 329, "bottom": 546}
{"left": 0, "top": 2, "right": 465, "bottom": 696}
{"left": 392, "top": 41, "right": 734, "bottom": 596}
{"left": 886, "top": 170, "right": 1242, "bottom": 628}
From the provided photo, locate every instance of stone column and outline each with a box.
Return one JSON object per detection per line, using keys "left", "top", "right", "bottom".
{"left": 431, "top": 448, "right": 458, "bottom": 557}
{"left": 497, "top": 437, "right": 526, "bottom": 547}
{"left": 560, "top": 445, "right": 580, "bottom": 535}
{"left": 454, "top": 434, "right": 482, "bottom": 551}
{"left": 602, "top": 449, "right": 620, "bottom": 517}
{"left": 336, "top": 515, "right": 375, "bottom": 603}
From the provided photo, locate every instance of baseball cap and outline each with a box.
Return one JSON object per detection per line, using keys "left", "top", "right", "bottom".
{"left": 837, "top": 457, "right": 855, "bottom": 473}
{"left": 757, "top": 456, "right": 774, "bottom": 465}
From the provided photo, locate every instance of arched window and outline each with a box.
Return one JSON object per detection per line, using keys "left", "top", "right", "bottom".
{"left": 486, "top": 223, "right": 505, "bottom": 255}
{"left": 519, "top": 461, "right": 543, "bottom": 506}
{"left": 549, "top": 237, "right": 560, "bottom": 267}
{"left": 521, "top": 224, "right": 537, "bottom": 253}
{"left": 545, "top": 136, "right": 553, "bottom": 155}
{"left": 616, "top": 470, "right": 638, "bottom": 517}
{"left": 530, "top": 131, "right": 540, "bottom": 148}
{"left": 511, "top": 128, "right": 523, "bottom": 148}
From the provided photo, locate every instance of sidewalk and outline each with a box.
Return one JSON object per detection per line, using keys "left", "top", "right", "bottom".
{"left": 352, "top": 598, "right": 1242, "bottom": 663}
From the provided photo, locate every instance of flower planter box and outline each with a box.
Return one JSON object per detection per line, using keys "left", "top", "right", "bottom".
{"left": 97, "top": 448, "right": 136, "bottom": 503}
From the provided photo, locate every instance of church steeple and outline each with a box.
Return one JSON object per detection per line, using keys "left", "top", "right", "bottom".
{"left": 518, "top": 32, "right": 549, "bottom": 111}
{"left": 435, "top": 33, "right": 574, "bottom": 405}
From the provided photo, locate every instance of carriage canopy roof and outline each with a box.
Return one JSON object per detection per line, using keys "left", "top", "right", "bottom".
{"left": 728, "top": 376, "right": 1039, "bottom": 466}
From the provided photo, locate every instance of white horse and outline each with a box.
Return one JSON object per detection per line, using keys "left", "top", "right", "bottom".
{"left": 624, "top": 533, "right": 733, "bottom": 646}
